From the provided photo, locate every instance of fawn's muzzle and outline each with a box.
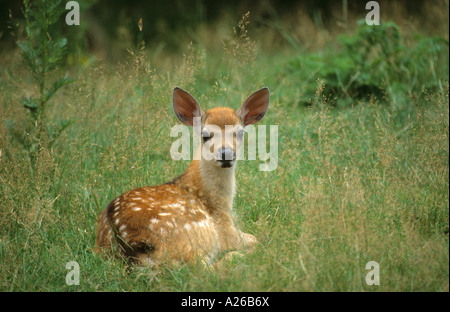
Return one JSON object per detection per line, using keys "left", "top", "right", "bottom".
{"left": 217, "top": 147, "right": 235, "bottom": 167}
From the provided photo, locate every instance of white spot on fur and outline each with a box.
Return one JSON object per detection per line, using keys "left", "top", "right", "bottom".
{"left": 184, "top": 223, "right": 192, "bottom": 231}
{"left": 132, "top": 207, "right": 141, "bottom": 211}
{"left": 159, "top": 212, "right": 171, "bottom": 216}
{"left": 193, "top": 220, "right": 208, "bottom": 228}
{"left": 114, "top": 218, "right": 120, "bottom": 225}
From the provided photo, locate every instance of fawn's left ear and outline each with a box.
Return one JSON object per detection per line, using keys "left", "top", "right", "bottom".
{"left": 238, "top": 87, "right": 270, "bottom": 126}
{"left": 172, "top": 87, "right": 203, "bottom": 127}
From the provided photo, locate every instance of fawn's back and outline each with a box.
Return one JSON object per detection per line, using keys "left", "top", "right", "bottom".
{"left": 95, "top": 87, "right": 270, "bottom": 266}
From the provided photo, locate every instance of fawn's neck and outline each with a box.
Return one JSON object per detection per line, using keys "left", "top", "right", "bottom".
{"left": 176, "top": 159, "right": 236, "bottom": 212}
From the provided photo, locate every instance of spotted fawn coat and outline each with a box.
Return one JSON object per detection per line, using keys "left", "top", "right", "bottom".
{"left": 95, "top": 87, "right": 270, "bottom": 266}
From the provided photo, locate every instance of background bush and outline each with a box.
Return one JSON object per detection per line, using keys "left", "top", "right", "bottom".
{"left": 287, "top": 20, "right": 449, "bottom": 107}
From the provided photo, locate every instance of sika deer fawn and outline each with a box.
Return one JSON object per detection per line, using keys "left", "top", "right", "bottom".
{"left": 95, "top": 87, "right": 270, "bottom": 266}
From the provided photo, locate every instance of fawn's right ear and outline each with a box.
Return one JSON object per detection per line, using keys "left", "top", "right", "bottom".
{"left": 173, "top": 87, "right": 203, "bottom": 127}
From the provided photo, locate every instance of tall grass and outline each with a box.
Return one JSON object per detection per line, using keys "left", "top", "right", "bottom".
{"left": 0, "top": 10, "right": 448, "bottom": 291}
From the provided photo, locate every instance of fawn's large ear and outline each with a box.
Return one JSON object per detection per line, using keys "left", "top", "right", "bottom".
{"left": 172, "top": 87, "right": 203, "bottom": 127}
{"left": 238, "top": 87, "right": 270, "bottom": 126}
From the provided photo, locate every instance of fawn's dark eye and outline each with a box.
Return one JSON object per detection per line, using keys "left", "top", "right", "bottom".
{"left": 202, "top": 129, "right": 212, "bottom": 142}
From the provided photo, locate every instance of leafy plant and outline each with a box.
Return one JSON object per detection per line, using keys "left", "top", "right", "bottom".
{"left": 16, "top": 0, "right": 73, "bottom": 166}
{"left": 287, "top": 20, "right": 449, "bottom": 107}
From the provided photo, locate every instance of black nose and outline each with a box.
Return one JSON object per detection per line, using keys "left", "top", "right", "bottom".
{"left": 219, "top": 147, "right": 235, "bottom": 161}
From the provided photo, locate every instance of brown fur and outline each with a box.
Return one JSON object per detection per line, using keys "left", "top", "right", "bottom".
{"left": 95, "top": 87, "right": 269, "bottom": 266}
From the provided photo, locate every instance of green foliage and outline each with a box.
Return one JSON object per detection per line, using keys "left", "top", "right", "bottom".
{"left": 17, "top": 0, "right": 72, "bottom": 114}
{"left": 16, "top": 0, "right": 73, "bottom": 167}
{"left": 287, "top": 20, "right": 449, "bottom": 107}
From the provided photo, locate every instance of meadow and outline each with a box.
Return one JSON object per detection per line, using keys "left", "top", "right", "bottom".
{"left": 0, "top": 3, "right": 448, "bottom": 291}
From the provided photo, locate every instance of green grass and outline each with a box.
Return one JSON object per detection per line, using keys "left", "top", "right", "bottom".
{"left": 0, "top": 13, "right": 448, "bottom": 292}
